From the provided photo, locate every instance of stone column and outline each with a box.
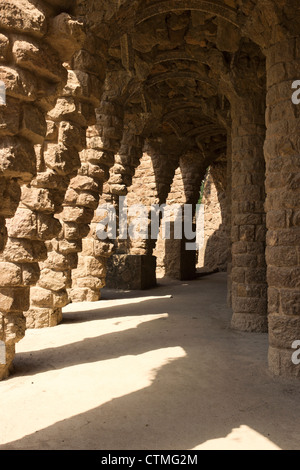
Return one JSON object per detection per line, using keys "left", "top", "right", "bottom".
{"left": 106, "top": 142, "right": 179, "bottom": 289}
{"left": 155, "top": 152, "right": 207, "bottom": 280}
{"left": 230, "top": 96, "right": 267, "bottom": 333}
{"left": 265, "top": 37, "right": 300, "bottom": 376}
{"left": 69, "top": 102, "right": 123, "bottom": 303}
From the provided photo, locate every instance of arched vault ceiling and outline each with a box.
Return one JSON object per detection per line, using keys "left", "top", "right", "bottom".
{"left": 83, "top": 0, "right": 268, "bottom": 161}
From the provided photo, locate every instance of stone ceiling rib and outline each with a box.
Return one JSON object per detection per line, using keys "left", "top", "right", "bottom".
{"left": 145, "top": 71, "right": 217, "bottom": 90}
{"left": 136, "top": 0, "right": 239, "bottom": 27}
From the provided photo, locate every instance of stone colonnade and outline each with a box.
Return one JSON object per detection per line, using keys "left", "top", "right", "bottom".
{"left": 0, "top": 1, "right": 299, "bottom": 379}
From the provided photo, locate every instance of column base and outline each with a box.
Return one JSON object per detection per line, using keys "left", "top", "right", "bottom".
{"left": 164, "top": 238, "right": 197, "bottom": 281}
{"left": 25, "top": 307, "right": 63, "bottom": 328}
{"left": 269, "top": 346, "right": 300, "bottom": 378}
{"left": 231, "top": 313, "right": 268, "bottom": 333}
{"left": 106, "top": 254, "right": 157, "bottom": 290}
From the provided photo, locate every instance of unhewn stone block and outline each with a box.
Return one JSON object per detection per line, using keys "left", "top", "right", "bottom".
{"left": 12, "top": 38, "right": 66, "bottom": 83}
{"left": 0, "top": 0, "right": 48, "bottom": 37}
{"left": 3, "top": 239, "right": 47, "bottom": 263}
{"left": 21, "top": 187, "right": 55, "bottom": 213}
{"left": 0, "top": 103, "right": 21, "bottom": 137}
{"left": 7, "top": 208, "right": 37, "bottom": 239}
{"left": 0, "top": 263, "right": 22, "bottom": 287}
{"left": 0, "top": 287, "right": 29, "bottom": 313}
{"left": 43, "top": 143, "right": 80, "bottom": 176}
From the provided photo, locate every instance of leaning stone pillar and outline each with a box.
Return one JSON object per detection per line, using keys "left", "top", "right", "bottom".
{"left": 25, "top": 106, "right": 86, "bottom": 328}
{"left": 26, "top": 98, "right": 111, "bottom": 327}
{"left": 25, "top": 22, "right": 108, "bottom": 327}
{"left": 69, "top": 102, "right": 123, "bottom": 302}
{"left": 230, "top": 96, "right": 267, "bottom": 332}
{"left": 0, "top": 2, "right": 72, "bottom": 378}
{"left": 265, "top": 37, "right": 300, "bottom": 376}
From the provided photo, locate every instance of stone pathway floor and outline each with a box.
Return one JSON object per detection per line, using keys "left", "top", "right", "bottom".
{"left": 0, "top": 273, "right": 300, "bottom": 450}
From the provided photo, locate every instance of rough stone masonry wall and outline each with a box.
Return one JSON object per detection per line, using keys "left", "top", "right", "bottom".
{"left": 197, "top": 162, "right": 228, "bottom": 273}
